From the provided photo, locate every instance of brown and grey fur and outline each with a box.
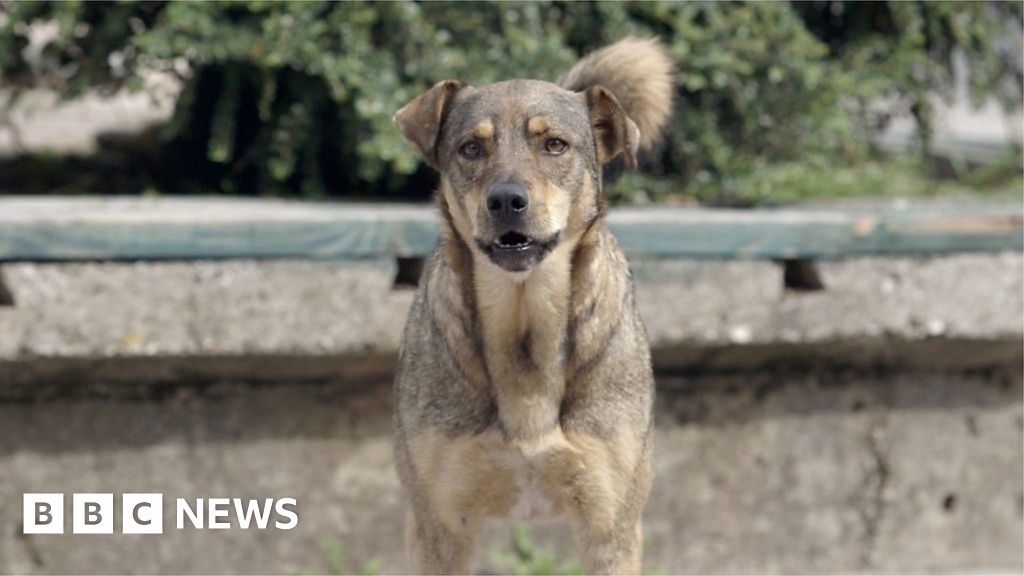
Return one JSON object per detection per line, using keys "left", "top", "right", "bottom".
{"left": 392, "top": 38, "right": 673, "bottom": 575}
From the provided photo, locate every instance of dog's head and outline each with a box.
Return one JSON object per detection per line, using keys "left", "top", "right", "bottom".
{"left": 394, "top": 79, "right": 639, "bottom": 272}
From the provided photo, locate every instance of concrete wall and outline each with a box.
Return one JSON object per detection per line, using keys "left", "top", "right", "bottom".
{"left": 0, "top": 254, "right": 1021, "bottom": 574}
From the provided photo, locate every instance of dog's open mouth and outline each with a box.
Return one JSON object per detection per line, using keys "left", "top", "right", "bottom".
{"left": 493, "top": 231, "right": 533, "bottom": 250}
{"left": 477, "top": 230, "right": 560, "bottom": 272}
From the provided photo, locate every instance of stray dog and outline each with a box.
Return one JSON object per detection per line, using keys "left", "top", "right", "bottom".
{"left": 392, "top": 37, "right": 673, "bottom": 575}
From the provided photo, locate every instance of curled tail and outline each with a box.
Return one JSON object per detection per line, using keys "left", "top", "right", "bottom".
{"left": 559, "top": 37, "right": 674, "bottom": 150}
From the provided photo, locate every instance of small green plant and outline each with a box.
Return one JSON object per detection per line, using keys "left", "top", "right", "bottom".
{"left": 487, "top": 523, "right": 664, "bottom": 576}
{"left": 299, "top": 537, "right": 381, "bottom": 576}
{"left": 489, "top": 523, "right": 584, "bottom": 576}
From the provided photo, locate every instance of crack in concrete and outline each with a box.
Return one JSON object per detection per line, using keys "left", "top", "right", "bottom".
{"left": 858, "top": 415, "right": 891, "bottom": 569}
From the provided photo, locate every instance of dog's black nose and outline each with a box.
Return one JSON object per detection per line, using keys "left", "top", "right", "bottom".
{"left": 486, "top": 183, "right": 529, "bottom": 221}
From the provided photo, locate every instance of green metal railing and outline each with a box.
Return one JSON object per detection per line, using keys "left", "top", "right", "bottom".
{"left": 0, "top": 196, "right": 1020, "bottom": 262}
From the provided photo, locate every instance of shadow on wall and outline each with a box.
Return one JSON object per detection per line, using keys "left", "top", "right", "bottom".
{"left": 0, "top": 360, "right": 1019, "bottom": 455}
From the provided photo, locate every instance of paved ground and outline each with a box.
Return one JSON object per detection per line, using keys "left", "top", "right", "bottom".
{"left": 0, "top": 366, "right": 1019, "bottom": 574}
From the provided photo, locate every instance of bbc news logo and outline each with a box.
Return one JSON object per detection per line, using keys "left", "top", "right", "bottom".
{"left": 23, "top": 493, "right": 298, "bottom": 534}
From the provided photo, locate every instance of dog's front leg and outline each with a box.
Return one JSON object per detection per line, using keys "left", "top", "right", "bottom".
{"left": 405, "top": 507, "right": 478, "bottom": 575}
{"left": 575, "top": 516, "right": 644, "bottom": 575}
{"left": 403, "top": 428, "right": 512, "bottom": 574}
{"left": 542, "top": 431, "right": 651, "bottom": 575}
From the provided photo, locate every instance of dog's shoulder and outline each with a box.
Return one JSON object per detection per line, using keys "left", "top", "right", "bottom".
{"left": 395, "top": 246, "right": 496, "bottom": 436}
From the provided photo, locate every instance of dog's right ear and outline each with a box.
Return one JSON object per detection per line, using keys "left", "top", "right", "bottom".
{"left": 393, "top": 80, "right": 465, "bottom": 168}
{"left": 583, "top": 85, "right": 640, "bottom": 169}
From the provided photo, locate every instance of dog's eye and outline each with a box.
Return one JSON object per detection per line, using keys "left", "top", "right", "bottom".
{"left": 459, "top": 142, "right": 483, "bottom": 159}
{"left": 544, "top": 138, "right": 569, "bottom": 155}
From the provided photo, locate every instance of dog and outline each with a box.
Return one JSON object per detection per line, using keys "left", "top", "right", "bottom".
{"left": 392, "top": 37, "right": 673, "bottom": 575}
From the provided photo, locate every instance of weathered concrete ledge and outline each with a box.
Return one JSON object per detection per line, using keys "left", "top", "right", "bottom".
{"left": 0, "top": 252, "right": 1020, "bottom": 395}
{"left": 0, "top": 256, "right": 1020, "bottom": 573}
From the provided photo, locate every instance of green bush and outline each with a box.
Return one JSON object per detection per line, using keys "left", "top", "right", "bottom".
{"left": 0, "top": 1, "right": 1020, "bottom": 201}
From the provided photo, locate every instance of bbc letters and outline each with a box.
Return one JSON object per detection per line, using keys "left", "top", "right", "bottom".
{"left": 23, "top": 493, "right": 298, "bottom": 534}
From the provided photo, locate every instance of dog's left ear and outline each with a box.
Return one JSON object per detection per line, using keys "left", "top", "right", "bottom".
{"left": 583, "top": 85, "right": 640, "bottom": 169}
{"left": 393, "top": 80, "right": 465, "bottom": 168}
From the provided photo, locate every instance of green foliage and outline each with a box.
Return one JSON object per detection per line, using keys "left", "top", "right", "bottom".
{"left": 298, "top": 538, "right": 381, "bottom": 576}
{"left": 0, "top": 1, "right": 1020, "bottom": 200}
{"left": 487, "top": 523, "right": 663, "bottom": 576}
{"left": 608, "top": 152, "right": 1024, "bottom": 207}
{"left": 489, "top": 523, "right": 584, "bottom": 576}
